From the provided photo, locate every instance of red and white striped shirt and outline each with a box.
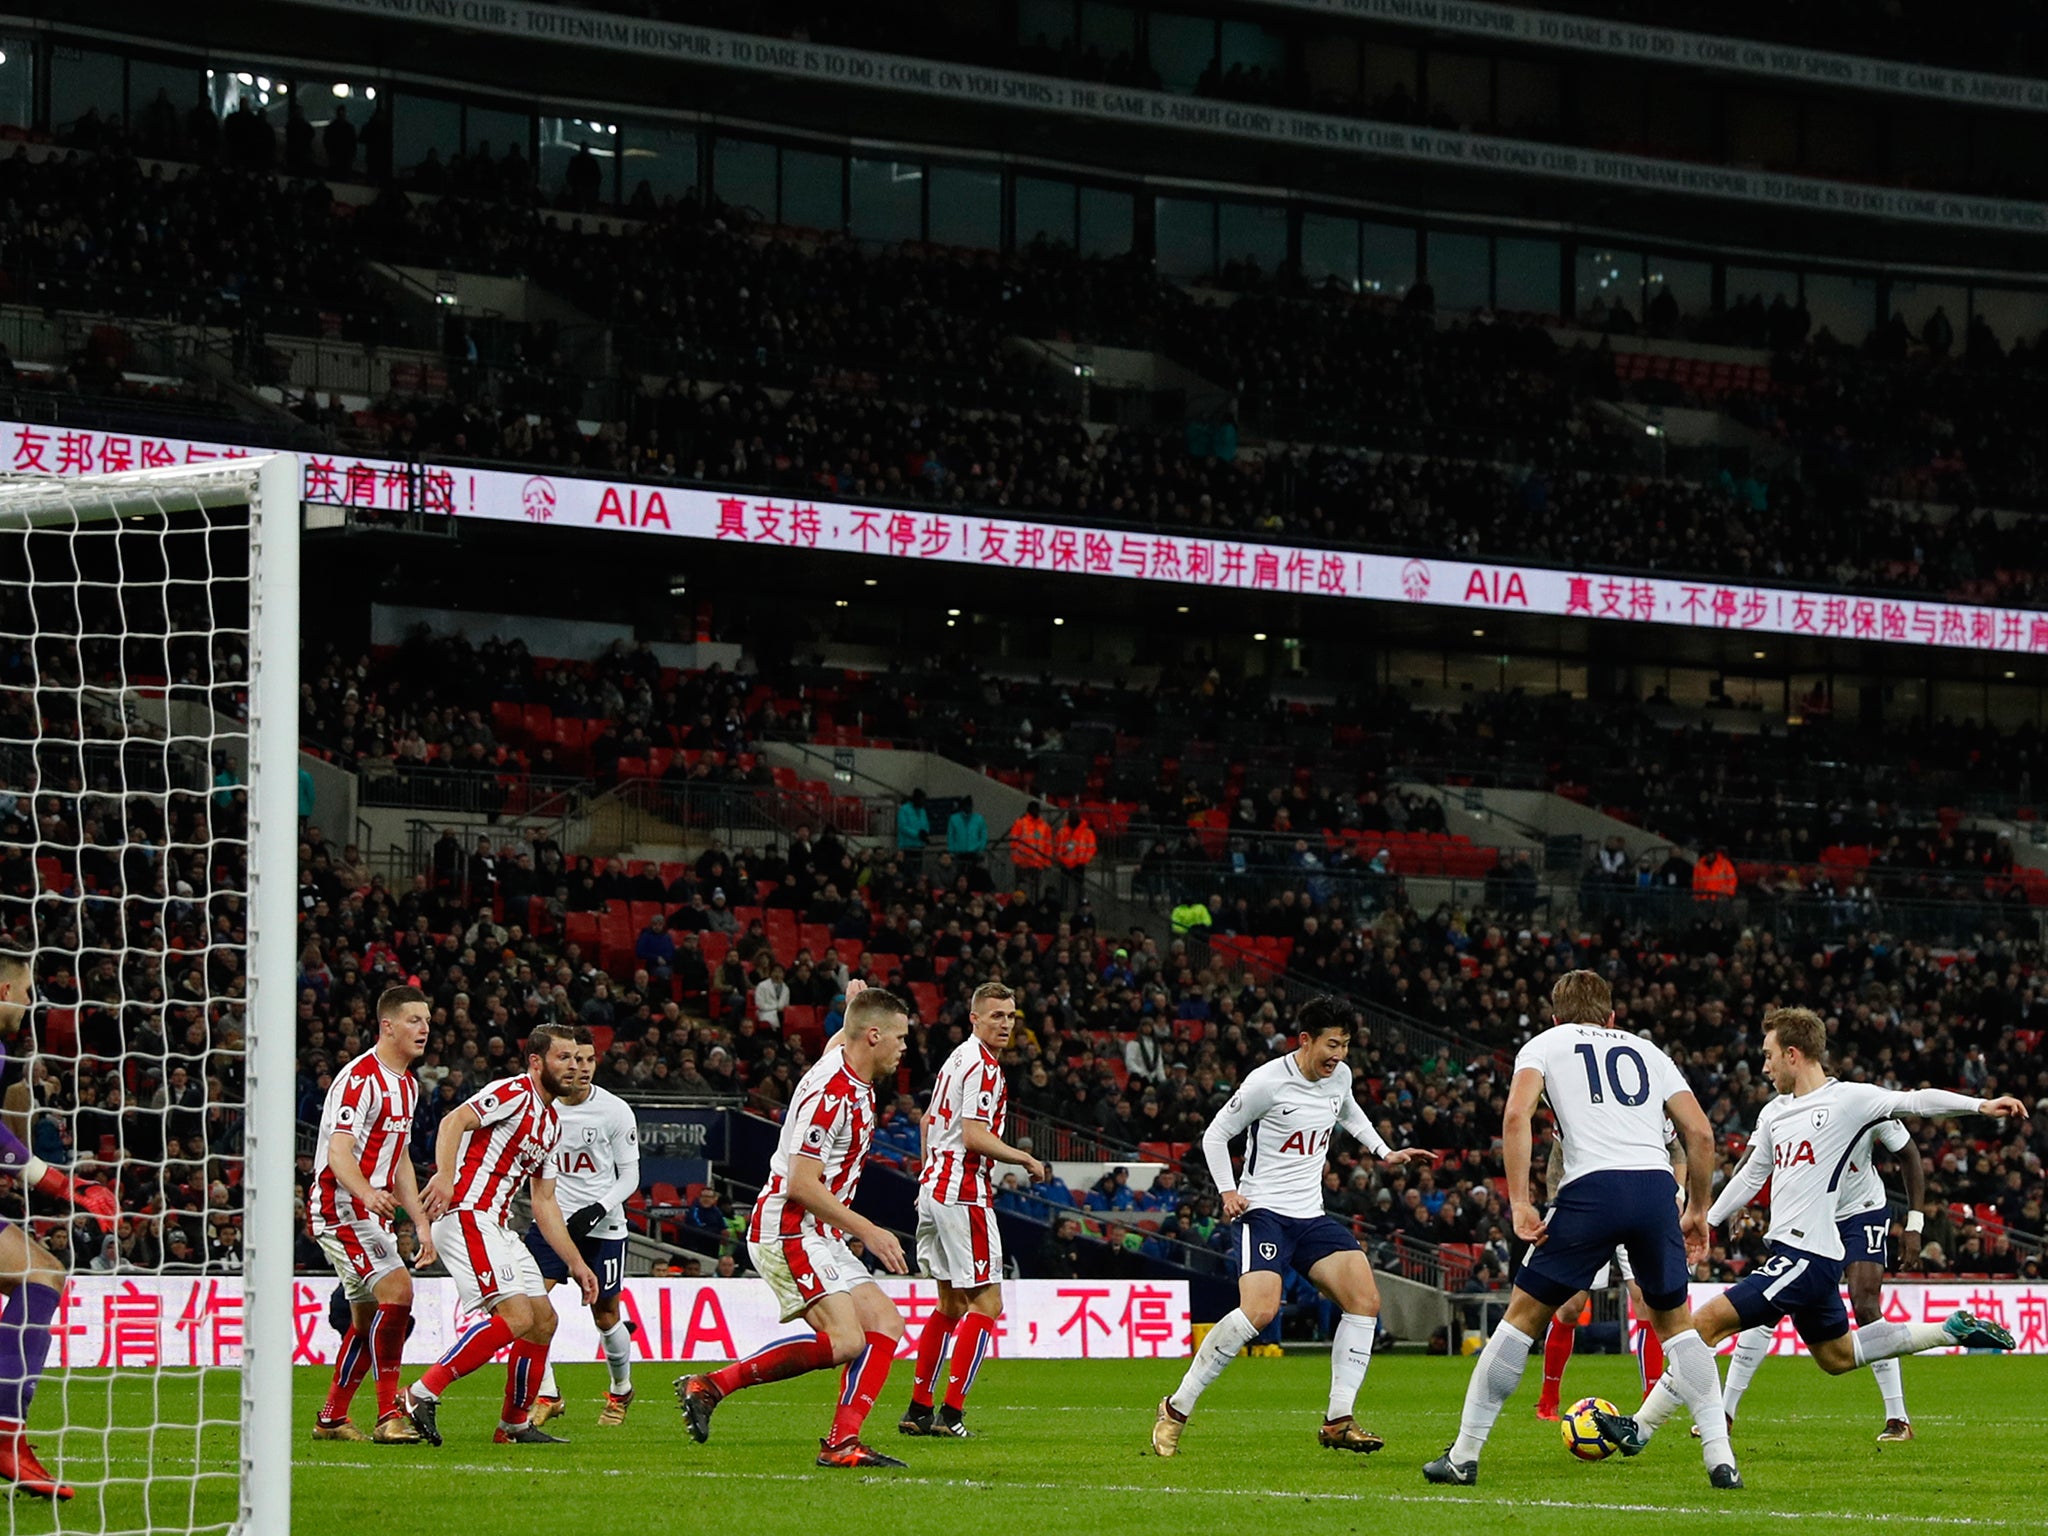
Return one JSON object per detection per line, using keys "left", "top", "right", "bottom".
{"left": 919, "top": 1037, "right": 1007, "bottom": 1207}
{"left": 447, "top": 1073, "right": 561, "bottom": 1228}
{"left": 311, "top": 1048, "right": 418, "bottom": 1234}
{"left": 749, "top": 1046, "right": 873, "bottom": 1243}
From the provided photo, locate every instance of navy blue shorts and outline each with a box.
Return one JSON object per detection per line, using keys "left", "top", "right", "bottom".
{"left": 1234, "top": 1210, "right": 1360, "bottom": 1281}
{"left": 524, "top": 1228, "right": 627, "bottom": 1301}
{"left": 1724, "top": 1242, "right": 1849, "bottom": 1347}
{"left": 1516, "top": 1169, "right": 1690, "bottom": 1312}
{"left": 1837, "top": 1212, "right": 1891, "bottom": 1268}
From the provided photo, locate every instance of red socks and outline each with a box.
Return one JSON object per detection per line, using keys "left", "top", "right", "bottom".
{"left": 910, "top": 1314, "right": 957, "bottom": 1409}
{"left": 371, "top": 1304, "right": 409, "bottom": 1419}
{"left": 320, "top": 1325, "right": 370, "bottom": 1422}
{"left": 708, "top": 1332, "right": 836, "bottom": 1397}
{"left": 943, "top": 1314, "right": 995, "bottom": 1412}
{"left": 1537, "top": 1311, "right": 1576, "bottom": 1411}
{"left": 828, "top": 1331, "right": 898, "bottom": 1445}
{"left": 419, "top": 1316, "right": 514, "bottom": 1398}
{"left": 502, "top": 1340, "right": 548, "bottom": 1427}
{"left": 1638, "top": 1321, "right": 1665, "bottom": 1393}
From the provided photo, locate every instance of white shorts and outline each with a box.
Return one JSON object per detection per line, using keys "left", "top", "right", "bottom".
{"left": 315, "top": 1219, "right": 407, "bottom": 1306}
{"left": 915, "top": 1190, "right": 1003, "bottom": 1288}
{"left": 433, "top": 1211, "right": 546, "bottom": 1314}
{"left": 749, "top": 1228, "right": 868, "bottom": 1323}
{"left": 1591, "top": 1246, "right": 1636, "bottom": 1290}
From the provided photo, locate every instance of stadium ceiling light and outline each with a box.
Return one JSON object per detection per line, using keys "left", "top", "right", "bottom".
{"left": 863, "top": 578, "right": 878, "bottom": 587}
{"left": 946, "top": 619, "right": 956, "bottom": 628}
{"left": 257, "top": 76, "right": 271, "bottom": 91}
{"left": 1252, "top": 631, "right": 1267, "bottom": 641}
{"left": 333, "top": 82, "right": 351, "bottom": 98}
{"left": 1175, "top": 605, "right": 1189, "bottom": 614}
{"left": 1053, "top": 617, "right": 1065, "bottom": 626}
{"left": 946, "top": 608, "right": 961, "bottom": 616}
{"left": 364, "top": 87, "right": 377, "bottom": 100}
{"left": 0, "top": 50, "right": 9, "bottom": 66}
{"left": 236, "top": 72, "right": 253, "bottom": 85}
{"left": 833, "top": 599, "right": 848, "bottom": 608}
{"left": 2006, "top": 669, "right": 2018, "bottom": 679}
{"left": 1753, "top": 650, "right": 1766, "bottom": 659}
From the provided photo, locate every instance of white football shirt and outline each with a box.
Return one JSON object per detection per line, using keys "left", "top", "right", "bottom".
{"left": 1514, "top": 1024, "right": 1694, "bottom": 1192}
{"left": 546, "top": 1084, "right": 640, "bottom": 1241}
{"left": 1202, "top": 1054, "right": 1390, "bottom": 1220}
{"left": 1710, "top": 1081, "right": 1982, "bottom": 1260}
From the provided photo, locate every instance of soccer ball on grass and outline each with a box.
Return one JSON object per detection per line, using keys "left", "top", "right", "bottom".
{"left": 1561, "top": 1397, "right": 1620, "bottom": 1461}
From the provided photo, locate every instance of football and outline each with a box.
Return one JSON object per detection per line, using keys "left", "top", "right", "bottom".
{"left": 1562, "top": 1397, "right": 1621, "bottom": 1461}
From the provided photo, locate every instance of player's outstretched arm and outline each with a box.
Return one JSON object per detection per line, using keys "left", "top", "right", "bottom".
{"left": 531, "top": 1175, "right": 598, "bottom": 1303}
{"left": 1664, "top": 1088, "right": 1715, "bottom": 1263}
{"left": 326, "top": 1130, "right": 398, "bottom": 1220}
{"left": 1503, "top": 1067, "right": 1547, "bottom": 1244}
{"left": 1200, "top": 1076, "right": 1268, "bottom": 1219}
{"left": 1337, "top": 1095, "right": 1428, "bottom": 1168}
{"left": 424, "top": 1104, "right": 481, "bottom": 1220}
{"left": 395, "top": 1154, "right": 436, "bottom": 1266}
{"left": 786, "top": 1153, "right": 906, "bottom": 1272}
{"left": 960, "top": 1119, "right": 1046, "bottom": 1184}
{"left": 1896, "top": 1135, "right": 1927, "bottom": 1268}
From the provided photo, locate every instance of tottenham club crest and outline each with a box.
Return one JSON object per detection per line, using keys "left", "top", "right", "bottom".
{"left": 1810, "top": 1107, "right": 1831, "bottom": 1129}
{"left": 1259, "top": 1242, "right": 1279, "bottom": 1261}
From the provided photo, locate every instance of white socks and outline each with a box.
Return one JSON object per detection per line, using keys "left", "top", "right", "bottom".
{"left": 1169, "top": 1308, "right": 1261, "bottom": 1417}
{"left": 1852, "top": 1318, "right": 1948, "bottom": 1365}
{"left": 1450, "top": 1321, "right": 1534, "bottom": 1464}
{"left": 1662, "top": 1330, "right": 1733, "bottom": 1470}
{"left": 601, "top": 1319, "right": 635, "bottom": 1392}
{"left": 537, "top": 1362, "right": 559, "bottom": 1400}
{"left": 1870, "top": 1356, "right": 1906, "bottom": 1421}
{"left": 1721, "top": 1325, "right": 1771, "bottom": 1419}
{"left": 1327, "top": 1314, "right": 1377, "bottom": 1422}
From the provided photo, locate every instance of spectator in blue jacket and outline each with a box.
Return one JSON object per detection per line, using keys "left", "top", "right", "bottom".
{"left": 896, "top": 788, "right": 931, "bottom": 870}
{"left": 946, "top": 795, "right": 988, "bottom": 864}
{"left": 635, "top": 914, "right": 675, "bottom": 977}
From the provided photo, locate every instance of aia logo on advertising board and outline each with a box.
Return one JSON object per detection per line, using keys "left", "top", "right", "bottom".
{"left": 1399, "top": 559, "right": 1431, "bottom": 601}
{"left": 521, "top": 477, "right": 557, "bottom": 522}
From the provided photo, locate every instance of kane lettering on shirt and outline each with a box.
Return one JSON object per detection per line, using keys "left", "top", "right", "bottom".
{"left": 1710, "top": 1081, "right": 1983, "bottom": 1261}
{"left": 447, "top": 1073, "right": 562, "bottom": 1227}
{"left": 546, "top": 1083, "right": 641, "bottom": 1240}
{"left": 749, "top": 1045, "right": 874, "bottom": 1244}
{"left": 1201, "top": 1054, "right": 1391, "bottom": 1220}
{"left": 311, "top": 1047, "right": 417, "bottom": 1233}
{"left": 1514, "top": 1024, "right": 1692, "bottom": 1191}
{"left": 920, "top": 1036, "right": 1008, "bottom": 1206}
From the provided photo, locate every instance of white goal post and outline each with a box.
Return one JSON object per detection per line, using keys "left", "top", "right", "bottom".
{"left": 0, "top": 455, "right": 298, "bottom": 1534}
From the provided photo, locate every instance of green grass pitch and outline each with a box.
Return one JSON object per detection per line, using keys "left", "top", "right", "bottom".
{"left": 266, "top": 1351, "right": 2048, "bottom": 1536}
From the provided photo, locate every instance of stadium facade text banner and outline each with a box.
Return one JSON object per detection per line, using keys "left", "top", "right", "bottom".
{"left": 276, "top": 0, "right": 2048, "bottom": 235}
{"left": 1255, "top": 0, "right": 2048, "bottom": 114}
{"left": 50, "top": 1275, "right": 1193, "bottom": 1366}
{"left": 7, "top": 418, "right": 2046, "bottom": 658}
{"left": 1683, "top": 1280, "right": 2048, "bottom": 1355}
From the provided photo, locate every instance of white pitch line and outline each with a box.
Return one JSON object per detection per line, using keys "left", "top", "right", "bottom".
{"left": 300, "top": 1460, "right": 2027, "bottom": 1527}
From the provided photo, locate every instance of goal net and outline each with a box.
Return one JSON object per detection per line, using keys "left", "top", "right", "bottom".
{"left": 0, "top": 457, "right": 298, "bottom": 1534}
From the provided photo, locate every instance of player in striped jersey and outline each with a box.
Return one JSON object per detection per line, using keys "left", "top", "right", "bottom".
{"left": 404, "top": 1023, "right": 598, "bottom": 1447}
{"left": 677, "top": 986, "right": 914, "bottom": 1469}
{"left": 897, "top": 981, "right": 1044, "bottom": 1439}
{"left": 309, "top": 984, "right": 434, "bottom": 1445}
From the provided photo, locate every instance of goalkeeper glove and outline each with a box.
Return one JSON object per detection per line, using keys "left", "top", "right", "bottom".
{"left": 565, "top": 1203, "right": 608, "bottom": 1240}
